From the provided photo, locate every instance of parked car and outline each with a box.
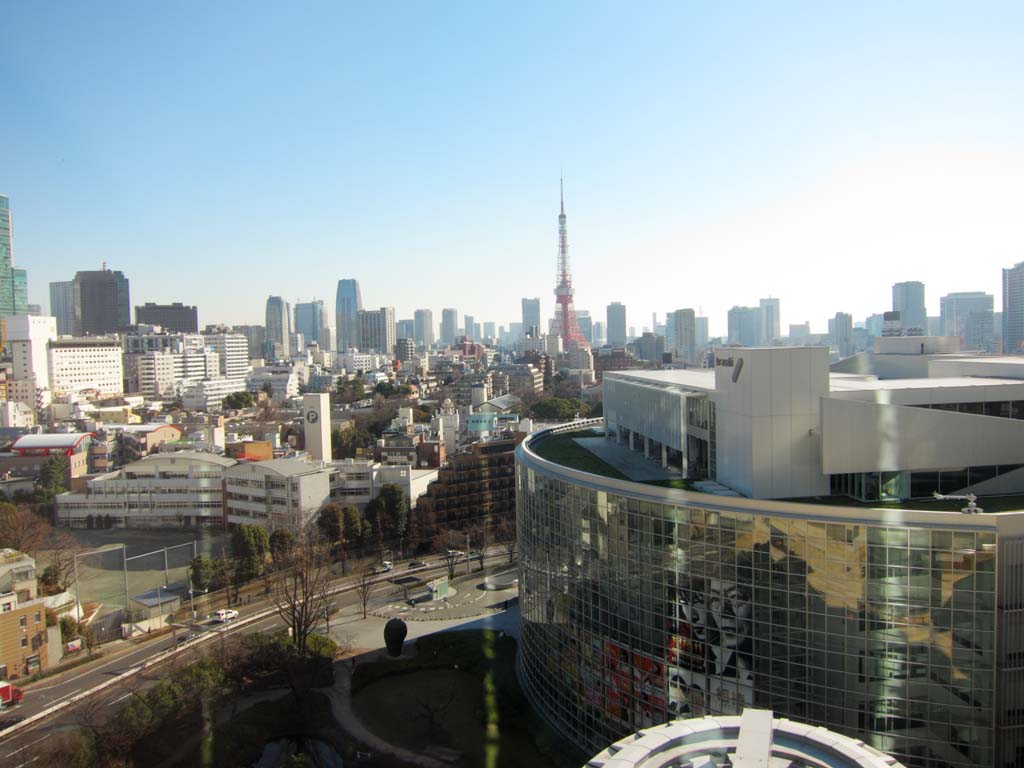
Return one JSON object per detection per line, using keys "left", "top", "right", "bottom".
{"left": 408, "top": 560, "right": 429, "bottom": 569}
{"left": 214, "top": 609, "right": 239, "bottom": 623}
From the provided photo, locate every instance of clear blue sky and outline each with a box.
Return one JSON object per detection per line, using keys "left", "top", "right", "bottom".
{"left": 3, "top": 3, "right": 1023, "bottom": 336}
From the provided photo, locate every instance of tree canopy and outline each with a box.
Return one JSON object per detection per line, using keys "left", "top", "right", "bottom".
{"left": 223, "top": 391, "right": 255, "bottom": 409}
{"left": 231, "top": 524, "right": 270, "bottom": 582}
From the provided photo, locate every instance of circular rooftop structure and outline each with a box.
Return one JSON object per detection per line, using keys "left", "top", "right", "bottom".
{"left": 585, "top": 709, "right": 904, "bottom": 768}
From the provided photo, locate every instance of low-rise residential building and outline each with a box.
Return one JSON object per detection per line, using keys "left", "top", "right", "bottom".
{"left": 180, "top": 376, "right": 249, "bottom": 411}
{"left": 55, "top": 452, "right": 236, "bottom": 529}
{"left": 223, "top": 458, "right": 330, "bottom": 528}
{"left": 0, "top": 550, "right": 50, "bottom": 679}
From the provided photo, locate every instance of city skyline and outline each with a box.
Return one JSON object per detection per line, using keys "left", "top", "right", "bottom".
{"left": 3, "top": 5, "right": 1024, "bottom": 335}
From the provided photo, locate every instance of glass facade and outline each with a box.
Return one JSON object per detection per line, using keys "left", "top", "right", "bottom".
{"left": 517, "top": 433, "right": 1009, "bottom": 768}
{"left": 0, "top": 195, "right": 29, "bottom": 318}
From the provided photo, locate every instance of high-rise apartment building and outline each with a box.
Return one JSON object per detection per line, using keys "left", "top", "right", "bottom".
{"left": 294, "top": 300, "right": 331, "bottom": 346}
{"left": 135, "top": 302, "right": 198, "bottom": 333}
{"left": 201, "top": 332, "right": 250, "bottom": 379}
{"left": 727, "top": 306, "right": 761, "bottom": 347}
{"left": 892, "top": 281, "right": 927, "bottom": 334}
{"left": 1002, "top": 263, "right": 1024, "bottom": 354}
{"left": 829, "top": 311, "right": 853, "bottom": 358}
{"left": 48, "top": 281, "right": 75, "bottom": 336}
{"left": 695, "top": 316, "right": 709, "bottom": 350}
{"left": 606, "top": 302, "right": 627, "bottom": 347}
{"left": 759, "top": 297, "right": 780, "bottom": 344}
{"left": 414, "top": 309, "right": 434, "bottom": 348}
{"left": 335, "top": 279, "right": 362, "bottom": 351}
{"left": 522, "top": 297, "right": 542, "bottom": 338}
{"left": 0, "top": 196, "right": 29, "bottom": 319}
{"left": 463, "top": 314, "right": 475, "bottom": 342}
{"left": 941, "top": 292, "right": 994, "bottom": 348}
{"left": 73, "top": 268, "right": 130, "bottom": 335}
{"left": 264, "top": 296, "right": 291, "bottom": 359}
{"left": 440, "top": 308, "right": 458, "bottom": 346}
{"left": 357, "top": 307, "right": 396, "bottom": 354}
{"left": 667, "top": 308, "right": 696, "bottom": 362}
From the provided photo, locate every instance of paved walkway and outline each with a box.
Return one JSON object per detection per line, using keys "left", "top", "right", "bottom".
{"left": 574, "top": 436, "right": 680, "bottom": 481}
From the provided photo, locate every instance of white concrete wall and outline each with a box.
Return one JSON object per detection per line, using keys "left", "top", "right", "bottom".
{"left": 821, "top": 398, "right": 1024, "bottom": 473}
{"left": 713, "top": 347, "right": 829, "bottom": 499}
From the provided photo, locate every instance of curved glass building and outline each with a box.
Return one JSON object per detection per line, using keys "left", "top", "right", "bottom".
{"left": 517, "top": 418, "right": 1024, "bottom": 768}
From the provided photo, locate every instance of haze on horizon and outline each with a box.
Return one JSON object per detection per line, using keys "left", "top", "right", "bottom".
{"left": 2, "top": 2, "right": 1023, "bottom": 337}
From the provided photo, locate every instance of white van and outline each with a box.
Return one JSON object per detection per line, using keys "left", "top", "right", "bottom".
{"left": 214, "top": 609, "right": 239, "bottom": 623}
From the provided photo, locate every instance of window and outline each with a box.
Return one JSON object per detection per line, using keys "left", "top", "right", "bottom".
{"left": 19, "top": 616, "right": 26, "bottom": 627}
{"left": 21, "top": 637, "right": 28, "bottom": 647}
{"left": 34, "top": 611, "right": 41, "bottom": 623}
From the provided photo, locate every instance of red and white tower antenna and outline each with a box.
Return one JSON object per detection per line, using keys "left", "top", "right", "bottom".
{"left": 550, "top": 177, "right": 588, "bottom": 349}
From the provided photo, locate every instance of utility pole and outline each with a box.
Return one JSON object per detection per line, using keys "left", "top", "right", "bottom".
{"left": 466, "top": 532, "right": 471, "bottom": 576}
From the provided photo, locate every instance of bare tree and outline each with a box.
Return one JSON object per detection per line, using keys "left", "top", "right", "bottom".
{"left": 355, "top": 566, "right": 376, "bottom": 619}
{"left": 496, "top": 517, "right": 517, "bottom": 564}
{"left": 0, "top": 502, "right": 51, "bottom": 554}
{"left": 273, "top": 526, "right": 332, "bottom": 654}
{"left": 46, "top": 528, "right": 80, "bottom": 589}
{"left": 432, "top": 529, "right": 464, "bottom": 580}
{"left": 414, "top": 680, "right": 458, "bottom": 735}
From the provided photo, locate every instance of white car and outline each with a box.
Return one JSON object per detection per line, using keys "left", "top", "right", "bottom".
{"left": 214, "top": 609, "right": 239, "bottom": 623}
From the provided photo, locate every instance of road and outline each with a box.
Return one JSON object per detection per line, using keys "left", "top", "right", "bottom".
{"left": 0, "top": 550, "right": 511, "bottom": 765}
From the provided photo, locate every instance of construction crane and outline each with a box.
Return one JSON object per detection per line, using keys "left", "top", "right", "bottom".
{"left": 932, "top": 491, "right": 983, "bottom": 514}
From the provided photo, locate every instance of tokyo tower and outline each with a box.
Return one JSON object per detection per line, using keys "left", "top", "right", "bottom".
{"left": 549, "top": 178, "right": 588, "bottom": 349}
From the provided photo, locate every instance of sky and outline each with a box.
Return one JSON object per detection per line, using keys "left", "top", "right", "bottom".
{"left": 2, "top": 2, "right": 1023, "bottom": 338}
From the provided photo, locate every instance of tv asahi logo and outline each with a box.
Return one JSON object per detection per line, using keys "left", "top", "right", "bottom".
{"left": 716, "top": 355, "right": 744, "bottom": 383}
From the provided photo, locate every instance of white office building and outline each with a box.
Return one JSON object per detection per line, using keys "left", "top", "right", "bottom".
{"left": 5, "top": 314, "right": 57, "bottom": 404}
{"left": 180, "top": 377, "right": 249, "bottom": 412}
{"left": 200, "top": 332, "right": 250, "bottom": 378}
{"left": 48, "top": 338, "right": 124, "bottom": 396}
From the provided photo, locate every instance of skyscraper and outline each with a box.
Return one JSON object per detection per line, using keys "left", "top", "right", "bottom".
{"left": 135, "top": 302, "right": 199, "bottom": 333}
{"left": 73, "top": 268, "right": 131, "bottom": 335}
{"left": 49, "top": 280, "right": 75, "bottom": 336}
{"left": 294, "top": 300, "right": 331, "bottom": 346}
{"left": 522, "top": 297, "right": 541, "bottom": 338}
{"left": 606, "top": 302, "right": 627, "bottom": 347}
{"left": 335, "top": 279, "right": 362, "bottom": 351}
{"left": 727, "top": 306, "right": 761, "bottom": 346}
{"left": 358, "top": 307, "right": 396, "bottom": 353}
{"left": 463, "top": 315, "right": 475, "bottom": 342}
{"left": 414, "top": 309, "right": 435, "bottom": 347}
{"left": 396, "top": 318, "right": 415, "bottom": 341}
{"left": 695, "top": 316, "right": 709, "bottom": 350}
{"left": 265, "top": 295, "right": 291, "bottom": 359}
{"left": 0, "top": 195, "right": 28, "bottom": 318}
{"left": 549, "top": 180, "right": 588, "bottom": 348}
{"left": 940, "top": 291, "right": 994, "bottom": 342}
{"left": 892, "top": 281, "right": 927, "bottom": 334}
{"left": 759, "top": 297, "right": 780, "bottom": 344}
{"left": 483, "top": 321, "right": 496, "bottom": 340}
{"left": 576, "top": 310, "right": 593, "bottom": 343}
{"left": 829, "top": 311, "right": 853, "bottom": 358}
{"left": 440, "top": 308, "right": 458, "bottom": 346}
{"left": 1002, "top": 263, "right": 1024, "bottom": 354}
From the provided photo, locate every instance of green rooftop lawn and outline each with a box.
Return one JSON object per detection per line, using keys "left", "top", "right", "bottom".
{"left": 531, "top": 432, "right": 629, "bottom": 480}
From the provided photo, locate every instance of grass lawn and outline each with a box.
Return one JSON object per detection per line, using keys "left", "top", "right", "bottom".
{"left": 352, "top": 631, "right": 585, "bottom": 768}
{"left": 532, "top": 433, "right": 628, "bottom": 480}
{"left": 642, "top": 477, "right": 696, "bottom": 490}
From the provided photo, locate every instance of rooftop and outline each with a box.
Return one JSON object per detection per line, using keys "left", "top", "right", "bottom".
{"left": 12, "top": 432, "right": 93, "bottom": 450}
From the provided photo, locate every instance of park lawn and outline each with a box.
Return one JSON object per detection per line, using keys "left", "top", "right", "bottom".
{"left": 352, "top": 631, "right": 584, "bottom": 768}
{"left": 531, "top": 433, "right": 628, "bottom": 480}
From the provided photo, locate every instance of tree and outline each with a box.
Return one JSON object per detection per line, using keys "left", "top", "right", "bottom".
{"left": 496, "top": 517, "right": 517, "bottom": 564}
{"left": 378, "top": 484, "right": 408, "bottom": 548}
{"left": 37, "top": 454, "right": 70, "bottom": 504}
{"left": 355, "top": 567, "right": 376, "bottom": 619}
{"left": 269, "top": 529, "right": 295, "bottom": 567}
{"left": 363, "top": 496, "right": 385, "bottom": 555}
{"left": 231, "top": 524, "right": 270, "bottom": 582}
{"left": 342, "top": 506, "right": 362, "bottom": 548}
{"left": 44, "top": 528, "right": 79, "bottom": 589}
{"left": 316, "top": 503, "right": 343, "bottom": 544}
{"left": 223, "top": 391, "right": 255, "bottom": 409}
{"left": 187, "top": 554, "right": 214, "bottom": 593}
{"left": 543, "top": 357, "right": 553, "bottom": 391}
{"left": 273, "top": 527, "right": 333, "bottom": 654}
{"left": 331, "top": 426, "right": 371, "bottom": 459}
{"left": 0, "top": 502, "right": 51, "bottom": 554}
{"left": 432, "top": 530, "right": 464, "bottom": 580}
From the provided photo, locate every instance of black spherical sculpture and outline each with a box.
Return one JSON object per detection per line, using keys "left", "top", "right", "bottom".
{"left": 384, "top": 617, "right": 408, "bottom": 657}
